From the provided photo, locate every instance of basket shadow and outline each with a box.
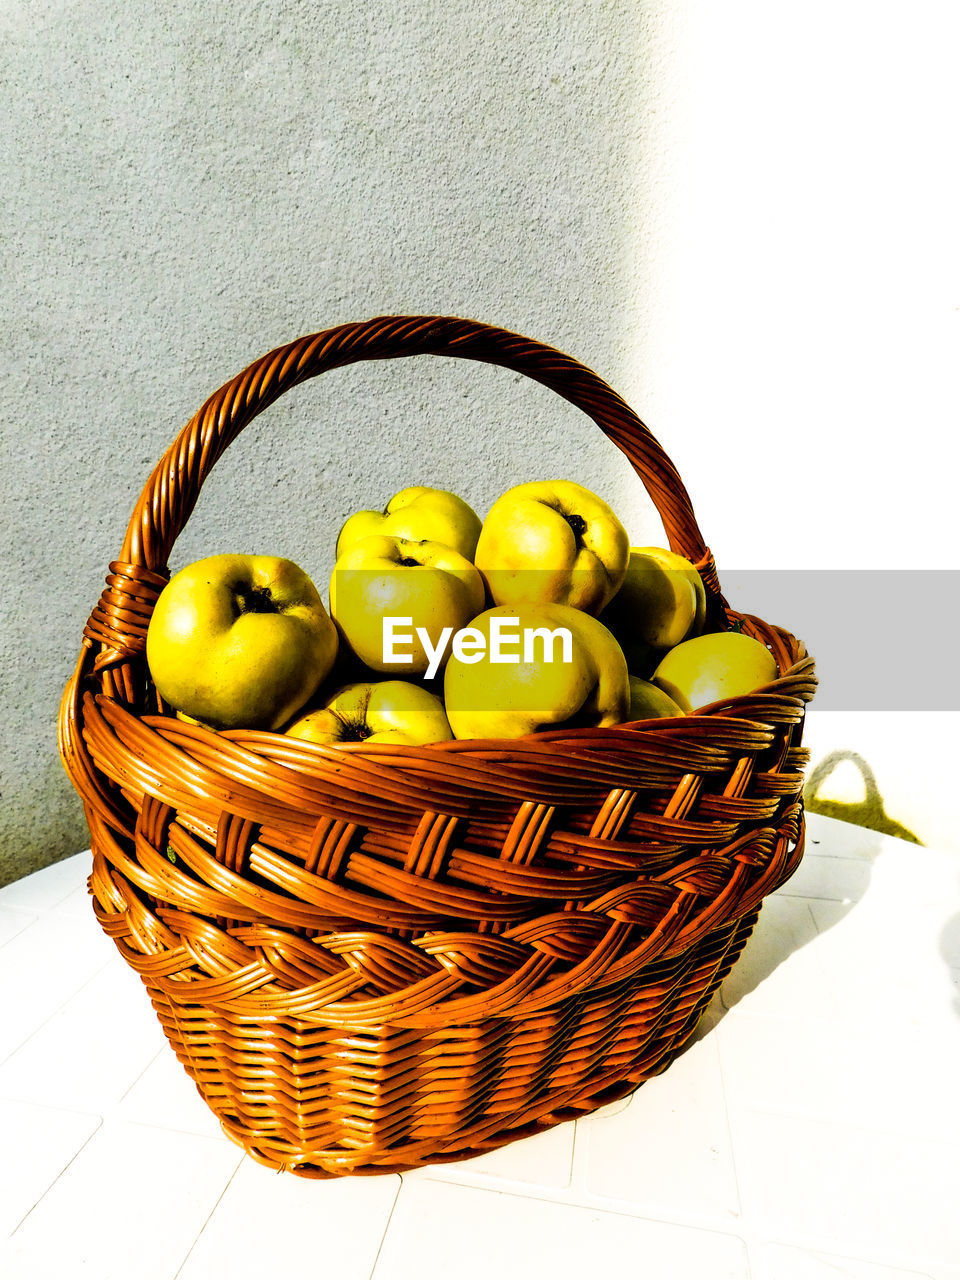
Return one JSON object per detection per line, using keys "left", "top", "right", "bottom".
{"left": 685, "top": 749, "right": 919, "bottom": 1038}
{"left": 802, "top": 749, "right": 922, "bottom": 845}
{"left": 715, "top": 835, "right": 876, "bottom": 1021}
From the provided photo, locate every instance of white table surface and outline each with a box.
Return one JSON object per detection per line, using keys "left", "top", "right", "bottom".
{"left": 1, "top": 811, "right": 958, "bottom": 1280}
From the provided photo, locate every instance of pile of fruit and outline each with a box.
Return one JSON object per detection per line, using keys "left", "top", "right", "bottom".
{"left": 145, "top": 480, "right": 779, "bottom": 746}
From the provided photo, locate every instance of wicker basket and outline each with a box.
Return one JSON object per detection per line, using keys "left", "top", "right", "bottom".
{"left": 59, "top": 315, "right": 816, "bottom": 1178}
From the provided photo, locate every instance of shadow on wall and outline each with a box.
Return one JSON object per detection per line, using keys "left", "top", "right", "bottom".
{"left": 0, "top": 755, "right": 92, "bottom": 890}
{"left": 803, "top": 749, "right": 922, "bottom": 846}
{"left": 943, "top": 899, "right": 960, "bottom": 1021}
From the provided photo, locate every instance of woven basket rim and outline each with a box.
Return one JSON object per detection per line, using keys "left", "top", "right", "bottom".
{"left": 63, "top": 312, "right": 816, "bottom": 759}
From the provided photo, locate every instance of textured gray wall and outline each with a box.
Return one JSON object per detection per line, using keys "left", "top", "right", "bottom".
{"left": 2, "top": 2, "right": 677, "bottom": 884}
{"left": 8, "top": 4, "right": 957, "bottom": 882}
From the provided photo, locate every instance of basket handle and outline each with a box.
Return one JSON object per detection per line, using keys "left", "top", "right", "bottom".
{"left": 116, "top": 316, "right": 715, "bottom": 579}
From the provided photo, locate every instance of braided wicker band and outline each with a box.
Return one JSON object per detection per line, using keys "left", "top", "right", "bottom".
{"left": 59, "top": 316, "right": 816, "bottom": 1177}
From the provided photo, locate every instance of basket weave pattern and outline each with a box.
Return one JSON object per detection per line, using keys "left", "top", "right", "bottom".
{"left": 59, "top": 317, "right": 816, "bottom": 1177}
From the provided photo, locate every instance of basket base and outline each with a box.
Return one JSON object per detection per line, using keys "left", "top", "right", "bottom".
{"left": 224, "top": 1050, "right": 660, "bottom": 1178}
{"left": 228, "top": 1072, "right": 647, "bottom": 1178}
{"left": 148, "top": 910, "right": 754, "bottom": 1178}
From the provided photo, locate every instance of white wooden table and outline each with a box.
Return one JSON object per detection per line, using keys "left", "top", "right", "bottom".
{"left": 1, "top": 812, "right": 958, "bottom": 1279}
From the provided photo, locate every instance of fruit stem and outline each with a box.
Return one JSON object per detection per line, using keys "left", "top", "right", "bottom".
{"left": 565, "top": 513, "right": 588, "bottom": 550}
{"left": 234, "top": 585, "right": 278, "bottom": 614}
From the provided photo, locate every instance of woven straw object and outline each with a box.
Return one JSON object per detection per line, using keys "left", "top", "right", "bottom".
{"left": 59, "top": 316, "right": 816, "bottom": 1177}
